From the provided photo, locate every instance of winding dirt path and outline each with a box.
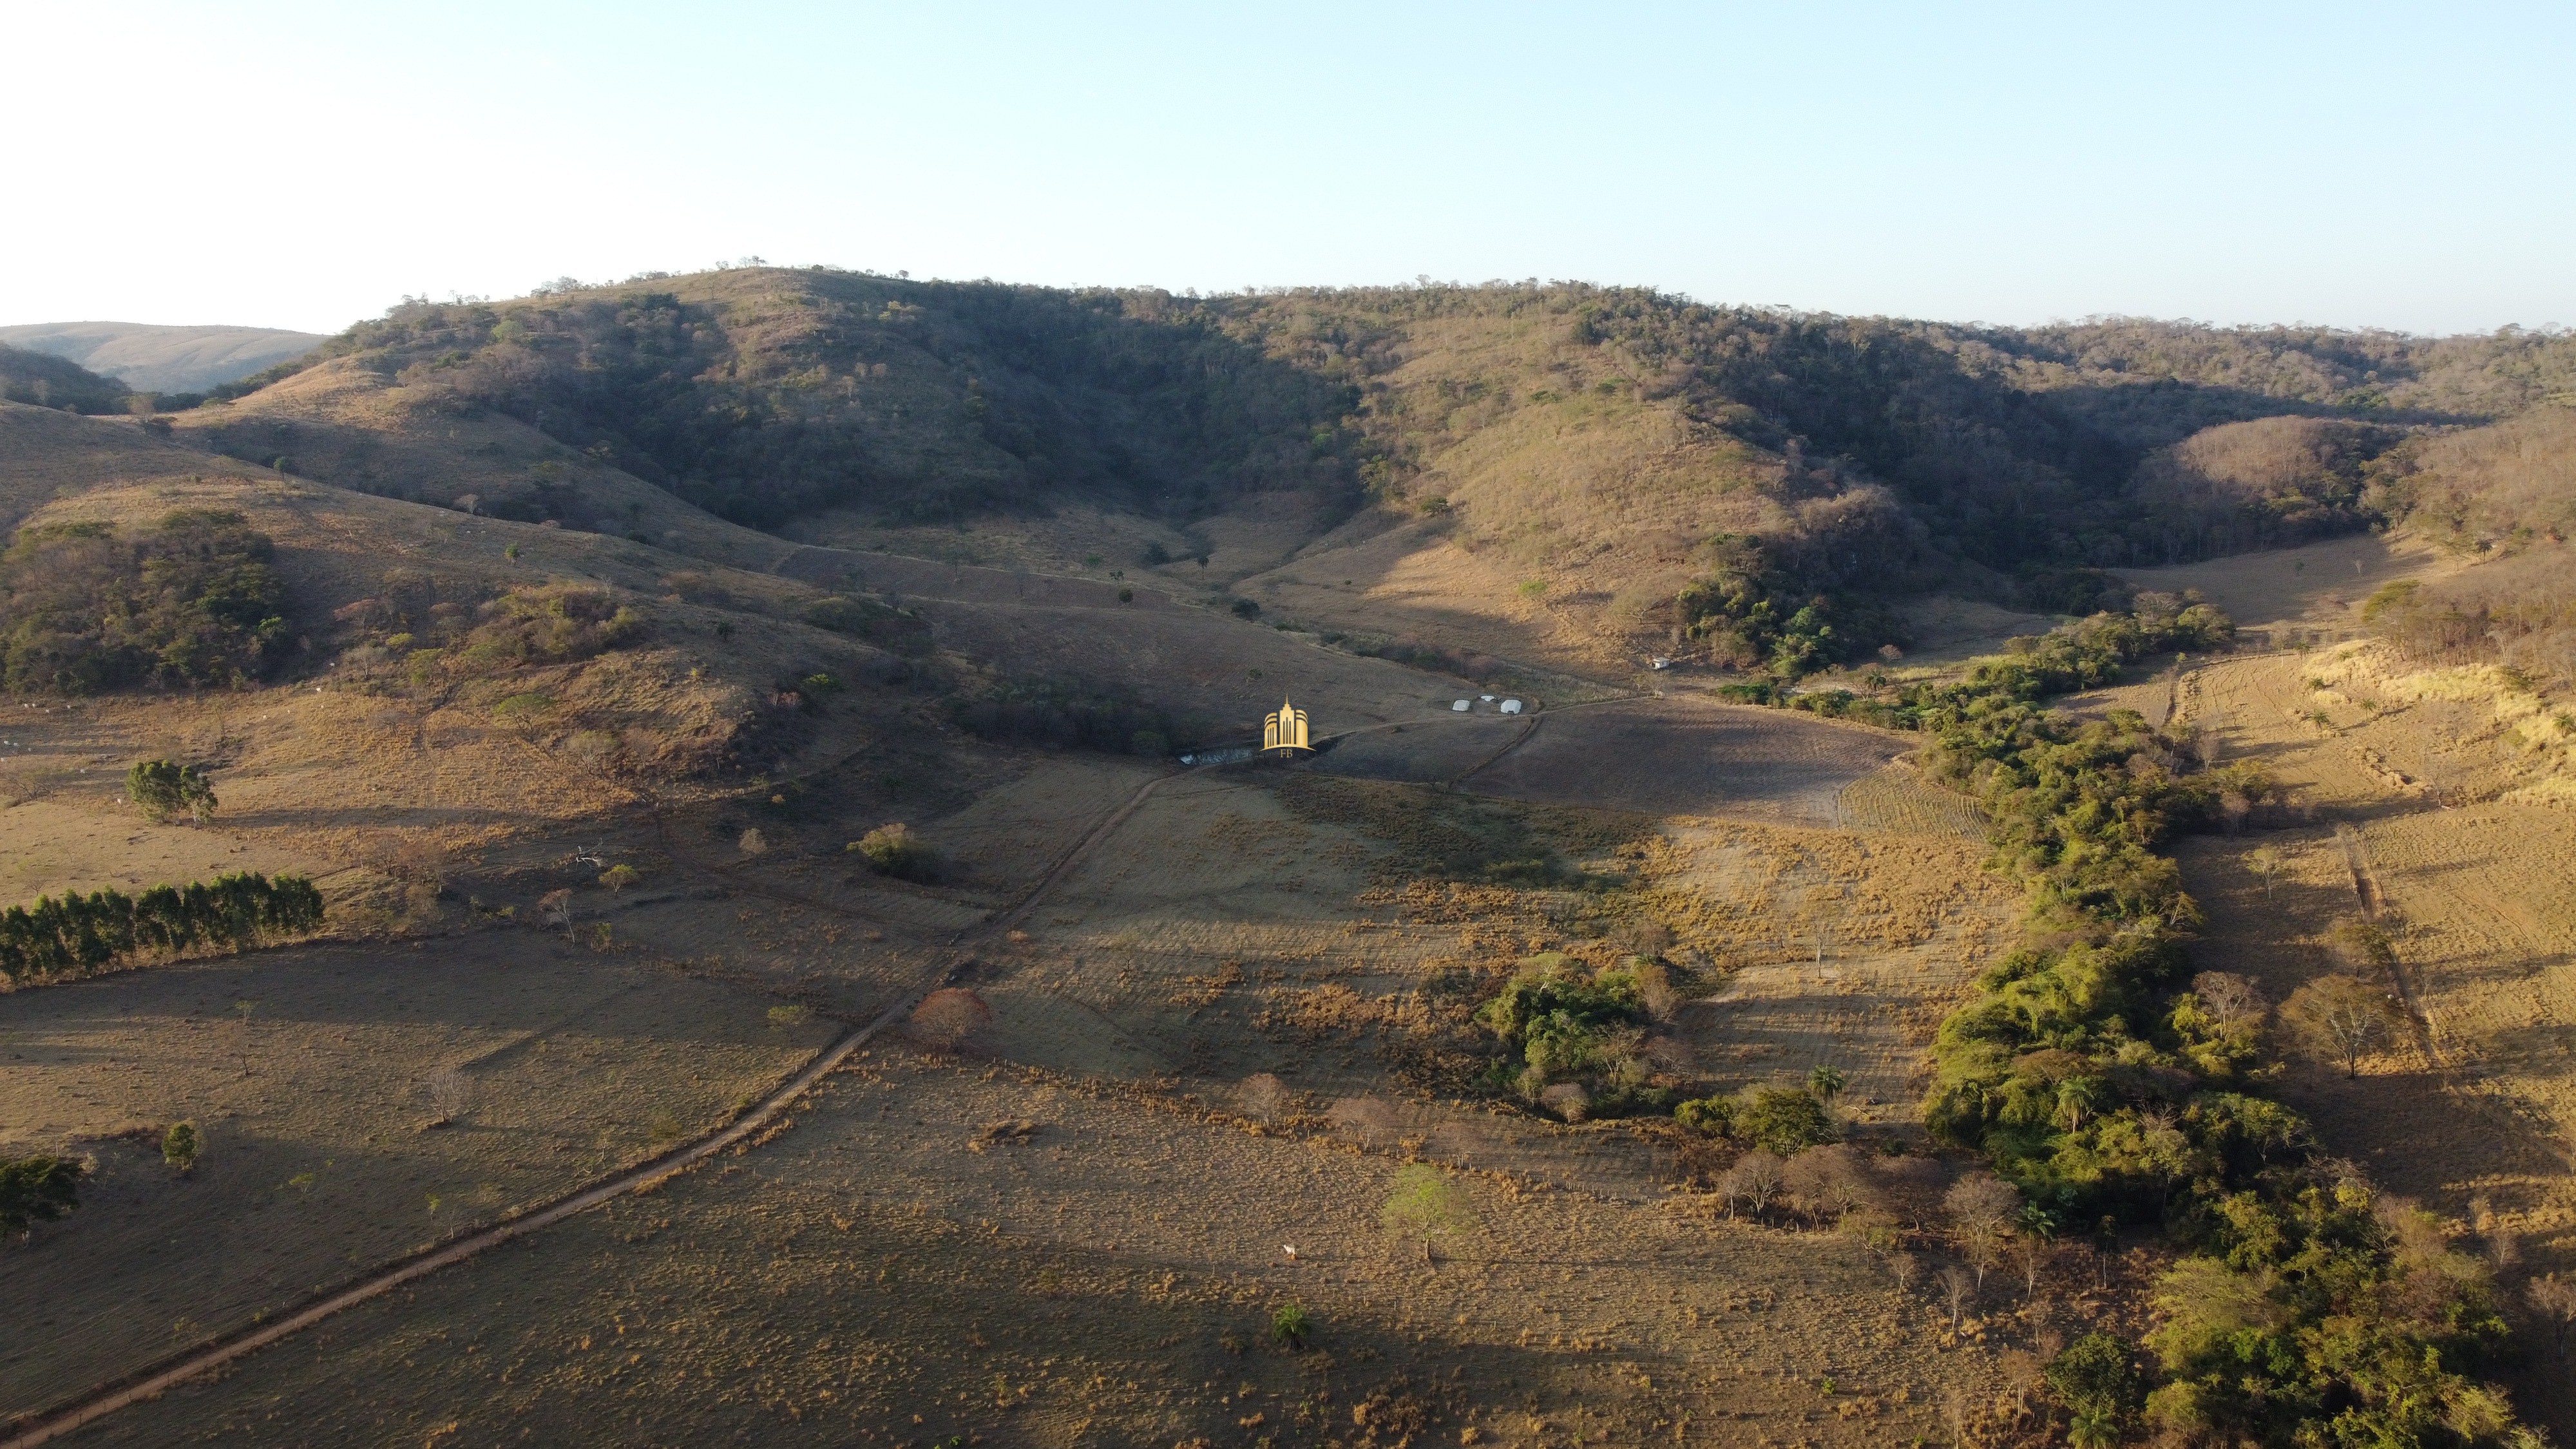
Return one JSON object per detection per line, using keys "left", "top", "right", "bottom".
{"left": 0, "top": 758, "right": 1201, "bottom": 1448}
{"left": 0, "top": 987, "right": 927, "bottom": 1449}
{"left": 10, "top": 692, "right": 1677, "bottom": 1443}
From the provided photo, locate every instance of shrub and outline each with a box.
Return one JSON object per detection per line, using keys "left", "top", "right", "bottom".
{"left": 597, "top": 864, "right": 640, "bottom": 893}
{"left": 162, "top": 1121, "right": 200, "bottom": 1173}
{"left": 1269, "top": 1302, "right": 1311, "bottom": 1349}
{"left": 1674, "top": 1096, "right": 1735, "bottom": 1137}
{"left": 946, "top": 676, "right": 1203, "bottom": 757}
{"left": 126, "top": 760, "right": 218, "bottom": 824}
{"left": 0, "top": 1154, "right": 83, "bottom": 1238}
{"left": 1733, "top": 1086, "right": 1838, "bottom": 1155}
{"left": 1230, "top": 598, "right": 1261, "bottom": 619}
{"left": 767, "top": 1003, "right": 812, "bottom": 1030}
{"left": 850, "top": 822, "right": 937, "bottom": 881}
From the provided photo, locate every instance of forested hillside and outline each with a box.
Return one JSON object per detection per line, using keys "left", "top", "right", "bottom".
{"left": 180, "top": 270, "right": 2573, "bottom": 671}
{"left": 0, "top": 345, "right": 131, "bottom": 415}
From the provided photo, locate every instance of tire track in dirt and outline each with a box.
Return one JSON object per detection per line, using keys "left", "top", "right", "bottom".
{"left": 2336, "top": 822, "right": 2443, "bottom": 1069}
{"left": 0, "top": 763, "right": 1192, "bottom": 1449}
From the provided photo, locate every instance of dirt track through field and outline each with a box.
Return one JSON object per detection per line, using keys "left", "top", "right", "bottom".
{"left": 0, "top": 983, "right": 932, "bottom": 1449}
{"left": 0, "top": 759, "right": 1201, "bottom": 1448}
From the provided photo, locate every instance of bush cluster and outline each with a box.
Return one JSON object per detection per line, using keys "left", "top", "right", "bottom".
{"left": 1674, "top": 1084, "right": 1841, "bottom": 1156}
{"left": 401, "top": 584, "right": 645, "bottom": 687}
{"left": 0, "top": 511, "right": 290, "bottom": 697}
{"left": 0, "top": 873, "right": 324, "bottom": 983}
{"left": 801, "top": 594, "right": 931, "bottom": 654}
{"left": 1852, "top": 602, "right": 2539, "bottom": 1444}
{"left": 1474, "top": 953, "right": 1677, "bottom": 1117}
{"left": 848, "top": 822, "right": 938, "bottom": 882}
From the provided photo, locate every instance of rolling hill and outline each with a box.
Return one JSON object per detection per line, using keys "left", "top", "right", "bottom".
{"left": 0, "top": 321, "right": 324, "bottom": 394}
{"left": 148, "top": 268, "right": 2574, "bottom": 675}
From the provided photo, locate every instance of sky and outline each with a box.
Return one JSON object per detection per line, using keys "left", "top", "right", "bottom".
{"left": 3, "top": 1, "right": 2570, "bottom": 337}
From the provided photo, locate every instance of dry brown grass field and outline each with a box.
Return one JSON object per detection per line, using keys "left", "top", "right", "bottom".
{"left": 1, "top": 614, "right": 2048, "bottom": 1446}
{"left": 66, "top": 1049, "right": 2077, "bottom": 1449}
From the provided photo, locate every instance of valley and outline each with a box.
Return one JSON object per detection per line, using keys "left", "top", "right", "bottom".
{"left": 3, "top": 272, "right": 2573, "bottom": 1448}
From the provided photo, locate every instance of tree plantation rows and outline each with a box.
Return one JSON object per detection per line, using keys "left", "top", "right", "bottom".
{"left": 0, "top": 872, "right": 324, "bottom": 983}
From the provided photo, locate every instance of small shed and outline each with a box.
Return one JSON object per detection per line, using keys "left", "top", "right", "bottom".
{"left": 1500, "top": 698, "right": 1523, "bottom": 714}
{"left": 1451, "top": 699, "right": 1472, "bottom": 712}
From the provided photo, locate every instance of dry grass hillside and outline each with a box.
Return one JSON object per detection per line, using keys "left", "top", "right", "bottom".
{"left": 0, "top": 323, "right": 323, "bottom": 396}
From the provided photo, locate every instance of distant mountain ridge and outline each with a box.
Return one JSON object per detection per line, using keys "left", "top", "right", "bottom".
{"left": 0, "top": 321, "right": 323, "bottom": 393}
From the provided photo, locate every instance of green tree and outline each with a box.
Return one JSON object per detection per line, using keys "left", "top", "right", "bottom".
{"left": 162, "top": 1121, "right": 200, "bottom": 1174}
{"left": 1733, "top": 1086, "right": 1838, "bottom": 1155}
{"left": 1806, "top": 1063, "right": 1846, "bottom": 1108}
{"left": 126, "top": 760, "right": 218, "bottom": 824}
{"left": 2046, "top": 1332, "right": 2142, "bottom": 1444}
{"left": 1380, "top": 1163, "right": 1479, "bottom": 1265}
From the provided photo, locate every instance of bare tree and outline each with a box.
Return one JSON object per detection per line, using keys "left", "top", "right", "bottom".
{"left": 1538, "top": 1082, "right": 1592, "bottom": 1122}
{"left": 1803, "top": 886, "right": 1843, "bottom": 967}
{"left": 2013, "top": 1232, "right": 2057, "bottom": 1300}
{"left": 906, "top": 987, "right": 994, "bottom": 1054}
{"left": 1426, "top": 1117, "right": 1494, "bottom": 1170}
{"left": 1327, "top": 1095, "right": 1399, "bottom": 1148}
{"left": 1888, "top": 1249, "right": 1921, "bottom": 1298}
{"left": 2192, "top": 971, "right": 2268, "bottom": 1037}
{"left": 2194, "top": 705, "right": 2228, "bottom": 768}
{"left": 1939, "top": 1262, "right": 1974, "bottom": 1331}
{"left": 537, "top": 888, "right": 575, "bottom": 934}
{"left": 2285, "top": 974, "right": 2403, "bottom": 1078}
{"left": 231, "top": 999, "right": 257, "bottom": 1078}
{"left": 2247, "top": 844, "right": 2285, "bottom": 898}
{"left": 1944, "top": 1174, "right": 2022, "bottom": 1289}
{"left": 1784, "top": 1142, "right": 1875, "bottom": 1230}
{"left": 1874, "top": 1155, "right": 1947, "bottom": 1232}
{"left": 1234, "top": 1072, "right": 1288, "bottom": 1124}
{"left": 1630, "top": 958, "right": 1680, "bottom": 1021}
{"left": 423, "top": 1068, "right": 473, "bottom": 1125}
{"left": 2528, "top": 1274, "right": 2576, "bottom": 1363}
{"left": 1721, "top": 1149, "right": 1787, "bottom": 1219}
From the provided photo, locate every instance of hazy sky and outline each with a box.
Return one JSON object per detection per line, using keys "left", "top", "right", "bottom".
{"left": 5, "top": 1, "right": 2570, "bottom": 336}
